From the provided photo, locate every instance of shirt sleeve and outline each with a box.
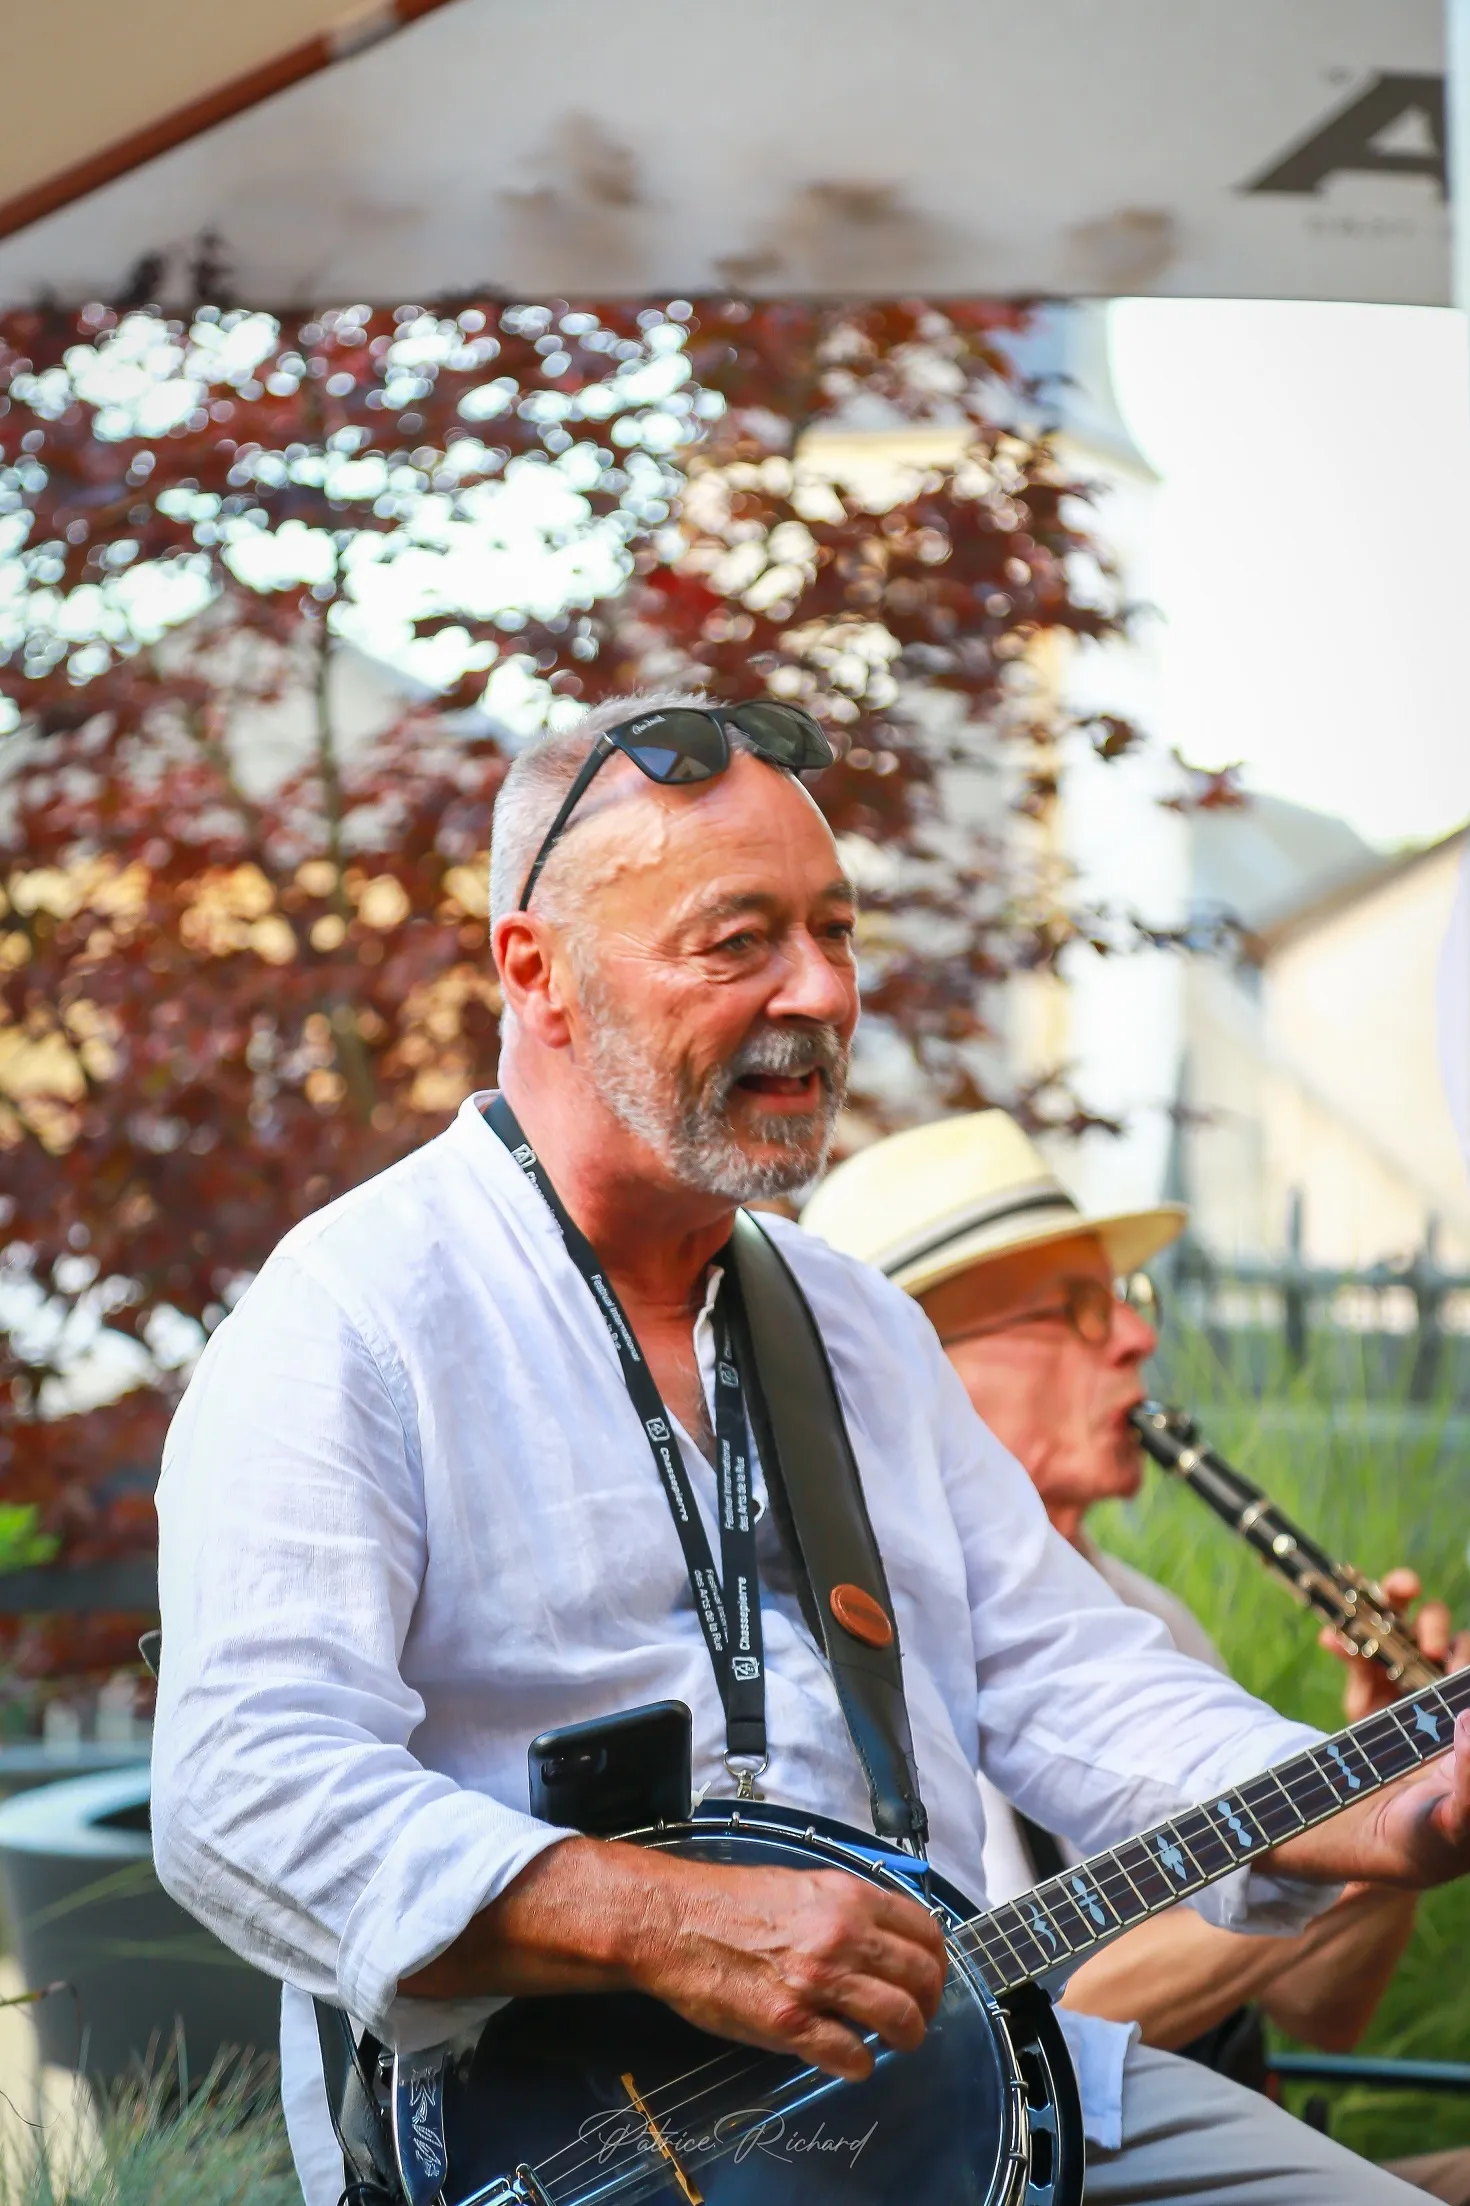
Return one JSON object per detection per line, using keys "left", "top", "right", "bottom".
{"left": 152, "top": 1249, "right": 573, "bottom": 2047}
{"left": 1087, "top": 1547, "right": 1229, "bottom": 1675}
{"left": 911, "top": 1306, "right": 1334, "bottom": 1936}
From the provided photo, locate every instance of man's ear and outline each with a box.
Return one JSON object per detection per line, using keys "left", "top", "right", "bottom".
{"left": 492, "top": 913, "right": 575, "bottom": 1049}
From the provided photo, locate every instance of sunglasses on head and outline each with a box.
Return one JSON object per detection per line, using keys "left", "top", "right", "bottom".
{"left": 516, "top": 701, "right": 834, "bottom": 910}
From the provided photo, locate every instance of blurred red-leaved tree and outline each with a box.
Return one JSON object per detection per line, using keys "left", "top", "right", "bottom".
{"left": 0, "top": 288, "right": 1140, "bottom": 1705}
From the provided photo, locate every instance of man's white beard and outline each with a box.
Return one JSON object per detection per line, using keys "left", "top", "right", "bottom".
{"left": 577, "top": 978, "right": 849, "bottom": 1202}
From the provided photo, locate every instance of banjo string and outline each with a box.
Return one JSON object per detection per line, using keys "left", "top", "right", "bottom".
{"left": 533, "top": 2005, "right": 904, "bottom": 2202}
{"left": 534, "top": 2049, "right": 791, "bottom": 2200}
{"left": 523, "top": 2043, "right": 753, "bottom": 2177}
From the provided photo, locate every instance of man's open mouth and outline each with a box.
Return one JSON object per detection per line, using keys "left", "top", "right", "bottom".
{"left": 735, "top": 1070, "right": 824, "bottom": 1104}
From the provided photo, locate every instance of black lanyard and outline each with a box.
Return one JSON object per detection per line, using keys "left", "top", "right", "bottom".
{"left": 486, "top": 1094, "right": 767, "bottom": 1790}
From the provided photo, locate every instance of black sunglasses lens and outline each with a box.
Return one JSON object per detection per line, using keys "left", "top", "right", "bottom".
{"left": 613, "top": 709, "right": 728, "bottom": 785}
{"left": 728, "top": 700, "right": 834, "bottom": 768}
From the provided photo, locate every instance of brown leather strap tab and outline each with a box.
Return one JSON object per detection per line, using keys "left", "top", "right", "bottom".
{"left": 830, "top": 1583, "right": 894, "bottom": 1648}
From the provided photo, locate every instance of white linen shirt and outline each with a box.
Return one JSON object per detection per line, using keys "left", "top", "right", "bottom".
{"left": 152, "top": 1095, "right": 1327, "bottom": 2200}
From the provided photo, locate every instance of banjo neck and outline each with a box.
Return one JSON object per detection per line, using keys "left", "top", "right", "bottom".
{"left": 955, "top": 1664, "right": 1470, "bottom": 1995}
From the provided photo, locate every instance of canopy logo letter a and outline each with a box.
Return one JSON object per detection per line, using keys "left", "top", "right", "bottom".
{"left": 1242, "top": 73, "right": 1446, "bottom": 199}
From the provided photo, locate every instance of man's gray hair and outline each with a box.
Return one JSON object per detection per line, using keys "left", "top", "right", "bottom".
{"left": 490, "top": 689, "right": 756, "bottom": 927}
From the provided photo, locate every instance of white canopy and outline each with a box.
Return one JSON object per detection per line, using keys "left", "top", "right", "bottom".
{"left": 0, "top": 0, "right": 1449, "bottom": 308}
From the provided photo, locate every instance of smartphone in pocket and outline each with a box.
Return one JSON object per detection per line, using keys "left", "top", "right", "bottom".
{"left": 527, "top": 1700, "right": 692, "bottom": 1836}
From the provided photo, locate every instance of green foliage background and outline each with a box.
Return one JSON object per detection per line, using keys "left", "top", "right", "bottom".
{"left": 7, "top": 2059, "right": 298, "bottom": 2206}
{"left": 1095, "top": 1327, "right": 1470, "bottom": 2162}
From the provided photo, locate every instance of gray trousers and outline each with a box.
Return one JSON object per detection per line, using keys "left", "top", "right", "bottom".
{"left": 1086, "top": 2042, "right": 1428, "bottom": 2203}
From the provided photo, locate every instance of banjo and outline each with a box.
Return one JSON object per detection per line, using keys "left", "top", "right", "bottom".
{"left": 377, "top": 1661, "right": 1470, "bottom": 2206}
{"left": 356, "top": 1114, "right": 1462, "bottom": 2206}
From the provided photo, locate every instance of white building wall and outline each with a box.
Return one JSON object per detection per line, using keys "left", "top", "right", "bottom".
{"left": 1178, "top": 839, "right": 1470, "bottom": 1266}
{"left": 1263, "top": 838, "right": 1470, "bottom": 1261}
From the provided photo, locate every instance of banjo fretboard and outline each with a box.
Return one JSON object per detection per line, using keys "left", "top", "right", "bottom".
{"left": 956, "top": 1665, "right": 1470, "bottom": 1993}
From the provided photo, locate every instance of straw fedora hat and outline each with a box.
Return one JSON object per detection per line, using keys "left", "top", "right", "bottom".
{"left": 801, "top": 1111, "right": 1186, "bottom": 1299}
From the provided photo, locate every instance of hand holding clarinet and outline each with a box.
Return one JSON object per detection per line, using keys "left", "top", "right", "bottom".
{"left": 1129, "top": 1402, "right": 1470, "bottom": 1721}
{"left": 1326, "top": 1566, "right": 1470, "bottom": 1721}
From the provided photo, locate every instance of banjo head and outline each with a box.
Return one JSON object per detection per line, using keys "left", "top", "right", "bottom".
{"left": 436, "top": 1801, "right": 1078, "bottom": 2206}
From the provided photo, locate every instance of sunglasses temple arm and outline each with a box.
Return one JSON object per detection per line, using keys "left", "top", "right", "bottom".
{"left": 516, "top": 735, "right": 614, "bottom": 910}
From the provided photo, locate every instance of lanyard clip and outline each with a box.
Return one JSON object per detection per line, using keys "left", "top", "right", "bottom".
{"left": 723, "top": 1750, "right": 768, "bottom": 1802}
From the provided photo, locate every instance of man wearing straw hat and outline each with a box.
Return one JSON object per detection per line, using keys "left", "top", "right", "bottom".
{"left": 803, "top": 1111, "right": 1469, "bottom": 2203}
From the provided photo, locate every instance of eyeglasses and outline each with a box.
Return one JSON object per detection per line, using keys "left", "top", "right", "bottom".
{"left": 939, "top": 1271, "right": 1163, "bottom": 1350}
{"left": 1121, "top": 1270, "right": 1162, "bottom": 1328}
{"left": 516, "top": 701, "right": 835, "bottom": 910}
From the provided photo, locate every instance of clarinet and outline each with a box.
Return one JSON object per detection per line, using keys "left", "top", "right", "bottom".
{"left": 1129, "top": 1400, "right": 1441, "bottom": 1695}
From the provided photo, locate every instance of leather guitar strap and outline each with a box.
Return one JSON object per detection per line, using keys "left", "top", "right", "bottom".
{"left": 726, "top": 1211, "right": 929, "bottom": 1851}
{"left": 314, "top": 2002, "right": 399, "bottom": 2204}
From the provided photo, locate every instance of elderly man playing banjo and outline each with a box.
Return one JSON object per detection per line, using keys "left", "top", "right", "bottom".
{"left": 153, "top": 692, "right": 1470, "bottom": 2206}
